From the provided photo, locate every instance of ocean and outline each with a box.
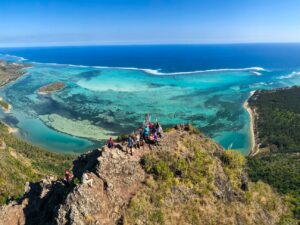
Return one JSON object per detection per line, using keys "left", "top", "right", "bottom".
{"left": 0, "top": 44, "right": 300, "bottom": 154}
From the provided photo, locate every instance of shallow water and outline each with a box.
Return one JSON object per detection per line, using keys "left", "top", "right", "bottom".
{"left": 0, "top": 45, "right": 300, "bottom": 154}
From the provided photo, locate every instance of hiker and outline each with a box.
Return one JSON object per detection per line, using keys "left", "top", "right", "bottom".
{"left": 149, "top": 122, "right": 155, "bottom": 133}
{"left": 107, "top": 137, "right": 114, "bottom": 148}
{"left": 156, "top": 122, "right": 163, "bottom": 138}
{"left": 139, "top": 130, "right": 146, "bottom": 150}
{"left": 127, "top": 136, "right": 134, "bottom": 155}
{"left": 135, "top": 133, "right": 141, "bottom": 148}
{"left": 82, "top": 172, "right": 93, "bottom": 187}
{"left": 143, "top": 126, "right": 149, "bottom": 140}
{"left": 144, "top": 114, "right": 151, "bottom": 127}
{"left": 140, "top": 136, "right": 145, "bottom": 150}
{"left": 148, "top": 133, "right": 155, "bottom": 144}
{"left": 65, "top": 168, "right": 74, "bottom": 185}
{"left": 154, "top": 132, "right": 159, "bottom": 145}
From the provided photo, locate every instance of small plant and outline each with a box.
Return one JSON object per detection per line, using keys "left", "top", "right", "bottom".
{"left": 149, "top": 210, "right": 164, "bottom": 224}
{"left": 222, "top": 150, "right": 246, "bottom": 169}
{"left": 186, "top": 123, "right": 201, "bottom": 135}
{"left": 116, "top": 134, "right": 129, "bottom": 142}
{"left": 72, "top": 177, "right": 81, "bottom": 186}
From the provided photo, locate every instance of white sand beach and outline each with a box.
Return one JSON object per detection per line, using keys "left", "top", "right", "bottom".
{"left": 243, "top": 91, "right": 259, "bottom": 156}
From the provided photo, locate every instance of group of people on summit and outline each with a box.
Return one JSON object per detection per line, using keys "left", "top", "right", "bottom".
{"left": 106, "top": 114, "right": 163, "bottom": 155}
{"left": 64, "top": 115, "right": 162, "bottom": 186}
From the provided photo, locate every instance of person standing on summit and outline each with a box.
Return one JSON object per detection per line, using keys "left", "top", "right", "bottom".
{"left": 127, "top": 136, "right": 134, "bottom": 155}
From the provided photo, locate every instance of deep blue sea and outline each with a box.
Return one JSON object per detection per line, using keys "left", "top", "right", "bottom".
{"left": 0, "top": 44, "right": 300, "bottom": 154}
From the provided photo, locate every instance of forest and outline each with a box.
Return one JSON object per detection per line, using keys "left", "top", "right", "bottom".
{"left": 248, "top": 86, "right": 300, "bottom": 153}
{"left": 247, "top": 86, "right": 300, "bottom": 220}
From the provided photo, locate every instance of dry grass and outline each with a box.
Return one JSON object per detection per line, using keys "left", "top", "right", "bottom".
{"left": 124, "top": 129, "right": 291, "bottom": 225}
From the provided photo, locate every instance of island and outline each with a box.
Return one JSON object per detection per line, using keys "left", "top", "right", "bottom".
{"left": 0, "top": 97, "right": 11, "bottom": 113}
{"left": 38, "top": 82, "right": 66, "bottom": 94}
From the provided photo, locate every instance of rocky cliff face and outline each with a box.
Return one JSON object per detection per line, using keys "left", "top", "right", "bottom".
{"left": 0, "top": 125, "right": 289, "bottom": 225}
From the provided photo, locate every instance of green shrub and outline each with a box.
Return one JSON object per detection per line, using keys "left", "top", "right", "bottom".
{"left": 116, "top": 134, "right": 129, "bottom": 142}
{"left": 222, "top": 150, "right": 246, "bottom": 169}
{"left": 186, "top": 123, "right": 201, "bottom": 134}
{"left": 149, "top": 210, "right": 164, "bottom": 224}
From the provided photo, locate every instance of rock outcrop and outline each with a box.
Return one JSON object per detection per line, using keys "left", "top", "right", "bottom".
{"left": 0, "top": 125, "right": 289, "bottom": 225}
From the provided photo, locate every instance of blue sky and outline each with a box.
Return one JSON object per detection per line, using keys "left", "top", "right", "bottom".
{"left": 1, "top": 0, "right": 300, "bottom": 47}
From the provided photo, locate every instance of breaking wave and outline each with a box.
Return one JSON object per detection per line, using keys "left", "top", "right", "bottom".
{"left": 278, "top": 71, "right": 300, "bottom": 79}
{"left": 1, "top": 53, "right": 266, "bottom": 76}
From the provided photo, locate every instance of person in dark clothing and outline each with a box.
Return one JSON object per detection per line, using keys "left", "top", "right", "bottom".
{"left": 107, "top": 137, "right": 114, "bottom": 148}
{"left": 127, "top": 136, "right": 134, "bottom": 155}
{"left": 64, "top": 168, "right": 74, "bottom": 186}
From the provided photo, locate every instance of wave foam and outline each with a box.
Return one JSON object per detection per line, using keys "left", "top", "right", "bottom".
{"left": 278, "top": 71, "right": 300, "bottom": 79}
{"left": 1, "top": 53, "right": 267, "bottom": 76}
{"left": 34, "top": 63, "right": 266, "bottom": 76}
{"left": 140, "top": 67, "right": 266, "bottom": 76}
{"left": 251, "top": 71, "right": 262, "bottom": 76}
{"left": 0, "top": 53, "right": 27, "bottom": 62}
{"left": 87, "top": 66, "right": 266, "bottom": 76}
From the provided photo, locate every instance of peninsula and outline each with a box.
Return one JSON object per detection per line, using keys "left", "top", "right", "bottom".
{"left": 0, "top": 60, "right": 29, "bottom": 87}
{"left": 0, "top": 61, "right": 30, "bottom": 112}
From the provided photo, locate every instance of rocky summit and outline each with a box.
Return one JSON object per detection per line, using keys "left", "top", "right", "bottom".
{"left": 0, "top": 125, "right": 289, "bottom": 225}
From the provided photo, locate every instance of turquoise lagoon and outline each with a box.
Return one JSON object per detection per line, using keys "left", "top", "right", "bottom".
{"left": 0, "top": 54, "right": 299, "bottom": 154}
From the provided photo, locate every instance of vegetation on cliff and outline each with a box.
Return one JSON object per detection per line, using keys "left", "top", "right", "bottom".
{"left": 247, "top": 86, "right": 300, "bottom": 222}
{"left": 124, "top": 126, "right": 291, "bottom": 225}
{"left": 0, "top": 122, "right": 75, "bottom": 204}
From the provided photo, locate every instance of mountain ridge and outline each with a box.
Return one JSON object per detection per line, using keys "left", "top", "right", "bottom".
{"left": 0, "top": 124, "right": 290, "bottom": 225}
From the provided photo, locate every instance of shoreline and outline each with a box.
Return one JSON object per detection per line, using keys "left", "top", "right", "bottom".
{"left": 243, "top": 91, "right": 259, "bottom": 156}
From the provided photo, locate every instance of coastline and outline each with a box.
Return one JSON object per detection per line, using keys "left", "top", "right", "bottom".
{"left": 243, "top": 91, "right": 259, "bottom": 156}
{"left": 0, "top": 62, "right": 26, "bottom": 135}
{"left": 0, "top": 61, "right": 29, "bottom": 113}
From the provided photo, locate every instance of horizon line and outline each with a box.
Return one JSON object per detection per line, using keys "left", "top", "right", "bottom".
{"left": 1, "top": 41, "right": 300, "bottom": 49}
